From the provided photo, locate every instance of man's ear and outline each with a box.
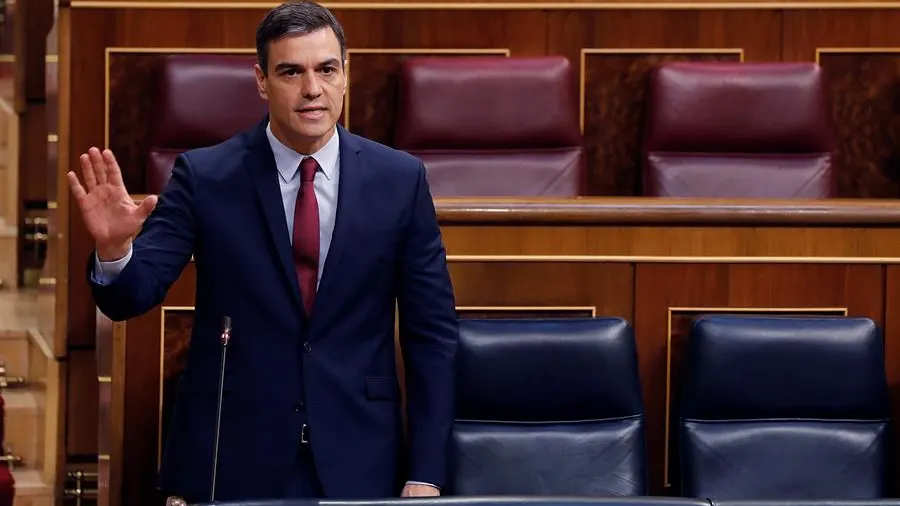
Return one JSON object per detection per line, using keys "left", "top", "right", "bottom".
{"left": 254, "top": 64, "right": 269, "bottom": 100}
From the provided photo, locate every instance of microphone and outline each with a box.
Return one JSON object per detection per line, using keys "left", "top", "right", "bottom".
{"left": 210, "top": 316, "right": 232, "bottom": 503}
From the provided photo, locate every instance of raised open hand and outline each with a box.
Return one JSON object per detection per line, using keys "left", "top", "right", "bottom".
{"left": 66, "top": 147, "right": 158, "bottom": 261}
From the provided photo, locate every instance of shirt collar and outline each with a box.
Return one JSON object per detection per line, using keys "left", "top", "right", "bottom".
{"left": 265, "top": 122, "right": 340, "bottom": 182}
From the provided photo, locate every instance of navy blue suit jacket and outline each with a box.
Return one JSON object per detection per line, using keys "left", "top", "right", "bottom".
{"left": 88, "top": 120, "right": 459, "bottom": 501}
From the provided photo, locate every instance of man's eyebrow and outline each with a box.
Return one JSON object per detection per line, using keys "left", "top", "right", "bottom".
{"left": 273, "top": 59, "right": 341, "bottom": 73}
{"left": 274, "top": 62, "right": 302, "bottom": 72}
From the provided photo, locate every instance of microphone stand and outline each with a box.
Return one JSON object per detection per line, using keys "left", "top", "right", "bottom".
{"left": 210, "top": 316, "right": 232, "bottom": 503}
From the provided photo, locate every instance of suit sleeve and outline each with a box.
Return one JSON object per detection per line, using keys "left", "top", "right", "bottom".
{"left": 87, "top": 154, "right": 197, "bottom": 321}
{"left": 396, "top": 162, "right": 459, "bottom": 489}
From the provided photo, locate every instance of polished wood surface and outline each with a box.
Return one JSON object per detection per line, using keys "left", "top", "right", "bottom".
{"left": 94, "top": 198, "right": 900, "bottom": 506}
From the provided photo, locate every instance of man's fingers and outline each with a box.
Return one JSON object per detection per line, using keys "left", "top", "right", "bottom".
{"left": 88, "top": 147, "right": 108, "bottom": 185}
{"left": 66, "top": 171, "right": 88, "bottom": 205}
{"left": 101, "top": 149, "right": 125, "bottom": 187}
{"left": 79, "top": 153, "right": 97, "bottom": 191}
{"left": 135, "top": 194, "right": 158, "bottom": 221}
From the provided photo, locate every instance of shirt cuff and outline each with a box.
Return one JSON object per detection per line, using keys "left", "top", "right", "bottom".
{"left": 92, "top": 245, "right": 134, "bottom": 285}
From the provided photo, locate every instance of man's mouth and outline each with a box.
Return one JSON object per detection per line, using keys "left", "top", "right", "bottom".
{"left": 296, "top": 106, "right": 327, "bottom": 119}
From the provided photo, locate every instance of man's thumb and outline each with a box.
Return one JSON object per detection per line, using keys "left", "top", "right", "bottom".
{"left": 136, "top": 194, "right": 158, "bottom": 220}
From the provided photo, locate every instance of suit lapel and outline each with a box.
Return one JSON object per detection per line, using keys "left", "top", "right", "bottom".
{"left": 243, "top": 119, "right": 303, "bottom": 311}
{"left": 313, "top": 125, "right": 364, "bottom": 321}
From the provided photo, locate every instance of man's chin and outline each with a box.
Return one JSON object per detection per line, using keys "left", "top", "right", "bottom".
{"left": 292, "top": 120, "right": 336, "bottom": 138}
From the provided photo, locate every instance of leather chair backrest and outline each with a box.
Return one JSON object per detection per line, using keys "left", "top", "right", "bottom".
{"left": 680, "top": 315, "right": 890, "bottom": 499}
{"left": 642, "top": 62, "right": 836, "bottom": 197}
{"left": 146, "top": 54, "right": 267, "bottom": 193}
{"left": 394, "top": 56, "right": 584, "bottom": 197}
{"left": 449, "top": 318, "right": 646, "bottom": 496}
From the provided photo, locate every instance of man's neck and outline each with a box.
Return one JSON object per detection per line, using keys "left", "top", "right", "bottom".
{"left": 270, "top": 122, "right": 336, "bottom": 155}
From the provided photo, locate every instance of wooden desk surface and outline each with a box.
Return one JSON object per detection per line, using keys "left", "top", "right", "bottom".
{"left": 436, "top": 197, "right": 900, "bottom": 224}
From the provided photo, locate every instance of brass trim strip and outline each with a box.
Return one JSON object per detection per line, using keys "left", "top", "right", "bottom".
{"left": 48, "top": 134, "right": 59, "bottom": 143}
{"left": 456, "top": 305, "right": 598, "bottom": 316}
{"left": 815, "top": 47, "right": 900, "bottom": 64}
{"left": 98, "top": 376, "right": 112, "bottom": 383}
{"left": 98, "top": 454, "right": 111, "bottom": 461}
{"left": 0, "top": 54, "right": 58, "bottom": 63}
{"left": 662, "top": 306, "right": 848, "bottom": 487}
{"left": 68, "top": 1, "right": 900, "bottom": 9}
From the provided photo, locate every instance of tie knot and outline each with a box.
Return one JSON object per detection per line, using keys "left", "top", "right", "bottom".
{"left": 300, "top": 157, "right": 319, "bottom": 183}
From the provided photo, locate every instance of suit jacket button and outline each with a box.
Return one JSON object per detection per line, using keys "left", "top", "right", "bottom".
{"left": 303, "top": 341, "right": 311, "bottom": 352}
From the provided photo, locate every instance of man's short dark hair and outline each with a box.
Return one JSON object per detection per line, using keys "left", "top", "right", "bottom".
{"left": 255, "top": 1, "right": 347, "bottom": 74}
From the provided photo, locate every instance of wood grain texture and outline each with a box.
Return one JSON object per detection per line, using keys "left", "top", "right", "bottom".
{"left": 107, "top": 53, "right": 168, "bottom": 191}
{"left": 818, "top": 51, "right": 900, "bottom": 197}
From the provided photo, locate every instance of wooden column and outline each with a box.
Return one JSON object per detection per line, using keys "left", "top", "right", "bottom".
{"left": 13, "top": 0, "right": 53, "bottom": 287}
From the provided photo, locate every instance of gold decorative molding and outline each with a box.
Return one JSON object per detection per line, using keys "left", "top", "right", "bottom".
{"left": 344, "top": 48, "right": 510, "bottom": 131}
{"left": 104, "top": 47, "right": 256, "bottom": 149}
{"left": 456, "top": 305, "right": 598, "bottom": 316}
{"left": 662, "top": 306, "right": 849, "bottom": 487}
{"left": 815, "top": 46, "right": 900, "bottom": 63}
{"left": 48, "top": 134, "right": 59, "bottom": 143}
{"left": 0, "top": 54, "right": 58, "bottom": 63}
{"left": 578, "top": 47, "right": 744, "bottom": 132}
{"left": 68, "top": 1, "right": 900, "bottom": 10}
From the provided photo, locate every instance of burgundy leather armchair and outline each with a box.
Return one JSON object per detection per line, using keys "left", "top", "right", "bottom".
{"left": 146, "top": 54, "right": 267, "bottom": 194}
{"left": 642, "top": 62, "right": 836, "bottom": 198}
{"left": 394, "top": 56, "right": 585, "bottom": 197}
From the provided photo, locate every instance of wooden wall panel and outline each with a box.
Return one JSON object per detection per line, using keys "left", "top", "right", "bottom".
{"left": 818, "top": 51, "right": 900, "bottom": 198}
{"left": 783, "top": 9, "right": 900, "bottom": 198}
{"left": 66, "top": 348, "right": 99, "bottom": 457}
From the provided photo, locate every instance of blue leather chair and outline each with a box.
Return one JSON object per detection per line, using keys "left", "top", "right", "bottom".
{"left": 448, "top": 318, "right": 647, "bottom": 496}
{"left": 679, "top": 315, "right": 890, "bottom": 499}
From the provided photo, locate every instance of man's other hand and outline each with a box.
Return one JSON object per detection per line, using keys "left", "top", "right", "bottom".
{"left": 401, "top": 483, "right": 440, "bottom": 497}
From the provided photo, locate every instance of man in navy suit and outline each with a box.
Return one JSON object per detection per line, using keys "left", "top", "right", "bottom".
{"left": 66, "top": 1, "right": 459, "bottom": 503}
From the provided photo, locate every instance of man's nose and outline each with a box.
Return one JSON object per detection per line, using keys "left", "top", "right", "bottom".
{"left": 301, "top": 73, "right": 323, "bottom": 97}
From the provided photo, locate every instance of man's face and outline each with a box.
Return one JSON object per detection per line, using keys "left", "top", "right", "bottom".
{"left": 254, "top": 27, "right": 346, "bottom": 154}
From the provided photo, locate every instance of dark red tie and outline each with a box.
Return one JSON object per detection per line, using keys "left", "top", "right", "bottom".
{"left": 292, "top": 157, "right": 320, "bottom": 316}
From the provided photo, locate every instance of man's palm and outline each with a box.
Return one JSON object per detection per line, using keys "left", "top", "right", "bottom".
{"left": 67, "top": 147, "right": 157, "bottom": 258}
